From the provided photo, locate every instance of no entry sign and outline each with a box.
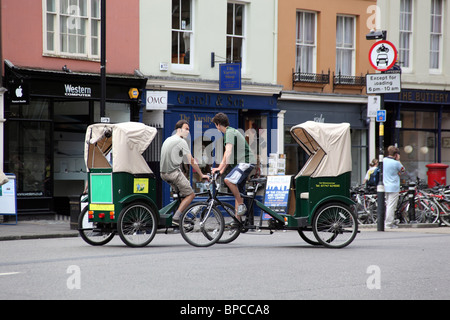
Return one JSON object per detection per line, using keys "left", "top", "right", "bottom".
{"left": 368, "top": 40, "right": 398, "bottom": 72}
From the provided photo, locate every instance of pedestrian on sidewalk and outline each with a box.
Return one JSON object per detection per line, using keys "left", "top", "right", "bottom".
{"left": 383, "top": 146, "right": 405, "bottom": 229}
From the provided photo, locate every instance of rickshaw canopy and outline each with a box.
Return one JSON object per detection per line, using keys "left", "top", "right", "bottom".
{"left": 290, "top": 121, "right": 352, "bottom": 178}
{"left": 85, "top": 122, "right": 157, "bottom": 174}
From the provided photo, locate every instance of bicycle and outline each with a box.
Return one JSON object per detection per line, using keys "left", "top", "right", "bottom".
{"left": 351, "top": 185, "right": 378, "bottom": 224}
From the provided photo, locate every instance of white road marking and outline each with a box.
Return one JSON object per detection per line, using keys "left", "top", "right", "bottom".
{"left": 0, "top": 272, "right": 21, "bottom": 276}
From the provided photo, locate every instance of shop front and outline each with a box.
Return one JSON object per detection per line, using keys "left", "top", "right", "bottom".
{"left": 3, "top": 62, "right": 146, "bottom": 217}
{"left": 278, "top": 93, "right": 369, "bottom": 186}
{"left": 155, "top": 90, "right": 279, "bottom": 206}
{"left": 384, "top": 89, "right": 450, "bottom": 183}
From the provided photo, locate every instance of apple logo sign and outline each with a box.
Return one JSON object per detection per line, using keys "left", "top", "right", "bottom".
{"left": 15, "top": 85, "right": 23, "bottom": 98}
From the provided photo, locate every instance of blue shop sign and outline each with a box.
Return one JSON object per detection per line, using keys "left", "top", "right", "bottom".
{"left": 219, "top": 63, "right": 241, "bottom": 91}
{"left": 385, "top": 89, "right": 450, "bottom": 105}
{"left": 170, "top": 91, "right": 277, "bottom": 110}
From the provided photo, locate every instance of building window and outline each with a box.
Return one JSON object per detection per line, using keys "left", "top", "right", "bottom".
{"left": 399, "top": 0, "right": 413, "bottom": 69}
{"left": 44, "top": 0, "right": 101, "bottom": 59}
{"left": 336, "top": 15, "right": 355, "bottom": 76}
{"left": 430, "top": 0, "right": 443, "bottom": 71}
{"left": 295, "top": 11, "right": 316, "bottom": 73}
{"left": 227, "top": 2, "right": 245, "bottom": 64}
{"left": 172, "top": 0, "right": 193, "bottom": 66}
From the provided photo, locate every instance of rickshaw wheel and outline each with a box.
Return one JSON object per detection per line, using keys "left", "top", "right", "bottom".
{"left": 78, "top": 206, "right": 115, "bottom": 246}
{"left": 298, "top": 229, "right": 321, "bottom": 246}
{"left": 117, "top": 202, "right": 158, "bottom": 247}
{"left": 312, "top": 202, "right": 358, "bottom": 249}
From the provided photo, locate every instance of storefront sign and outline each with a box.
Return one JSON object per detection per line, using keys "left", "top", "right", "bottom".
{"left": 385, "top": 89, "right": 450, "bottom": 105}
{"left": 64, "top": 84, "right": 92, "bottom": 97}
{"left": 10, "top": 80, "right": 29, "bottom": 104}
{"left": 146, "top": 91, "right": 168, "bottom": 110}
{"left": 219, "top": 63, "right": 241, "bottom": 91}
{"left": 172, "top": 91, "right": 276, "bottom": 110}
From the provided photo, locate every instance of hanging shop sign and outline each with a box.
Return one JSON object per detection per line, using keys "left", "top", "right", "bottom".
{"left": 146, "top": 91, "right": 168, "bottom": 110}
{"left": 219, "top": 63, "right": 241, "bottom": 91}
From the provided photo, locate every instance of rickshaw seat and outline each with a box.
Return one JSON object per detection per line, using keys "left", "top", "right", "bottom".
{"left": 133, "top": 173, "right": 156, "bottom": 179}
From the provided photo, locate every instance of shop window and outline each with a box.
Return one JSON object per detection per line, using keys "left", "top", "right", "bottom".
{"left": 401, "top": 111, "right": 436, "bottom": 129}
{"left": 94, "top": 101, "right": 130, "bottom": 123}
{"left": 6, "top": 121, "right": 52, "bottom": 198}
{"left": 441, "top": 112, "right": 450, "bottom": 168}
{"left": 400, "top": 130, "right": 436, "bottom": 182}
{"left": 8, "top": 99, "right": 50, "bottom": 120}
{"left": 351, "top": 129, "right": 367, "bottom": 186}
{"left": 53, "top": 101, "right": 89, "bottom": 197}
{"left": 172, "top": 0, "right": 193, "bottom": 66}
{"left": 44, "top": 0, "right": 101, "bottom": 59}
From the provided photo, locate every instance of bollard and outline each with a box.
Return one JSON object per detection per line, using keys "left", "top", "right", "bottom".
{"left": 408, "top": 181, "right": 416, "bottom": 223}
{"left": 377, "top": 182, "right": 385, "bottom": 231}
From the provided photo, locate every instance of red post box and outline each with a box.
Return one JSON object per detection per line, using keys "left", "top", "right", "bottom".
{"left": 426, "top": 163, "right": 449, "bottom": 188}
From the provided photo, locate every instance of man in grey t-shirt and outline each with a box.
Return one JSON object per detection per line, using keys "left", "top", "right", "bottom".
{"left": 160, "top": 120, "right": 209, "bottom": 225}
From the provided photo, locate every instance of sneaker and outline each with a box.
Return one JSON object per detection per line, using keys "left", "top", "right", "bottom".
{"left": 237, "top": 204, "right": 247, "bottom": 216}
{"left": 385, "top": 224, "right": 399, "bottom": 229}
{"left": 393, "top": 219, "right": 400, "bottom": 225}
{"left": 172, "top": 218, "right": 180, "bottom": 226}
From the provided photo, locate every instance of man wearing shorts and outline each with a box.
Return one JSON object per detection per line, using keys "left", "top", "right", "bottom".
{"left": 212, "top": 113, "right": 255, "bottom": 218}
{"left": 160, "top": 120, "right": 209, "bottom": 225}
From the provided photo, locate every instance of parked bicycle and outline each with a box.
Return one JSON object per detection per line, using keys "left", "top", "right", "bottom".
{"left": 351, "top": 185, "right": 377, "bottom": 224}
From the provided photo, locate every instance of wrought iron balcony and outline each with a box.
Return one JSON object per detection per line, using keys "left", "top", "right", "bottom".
{"left": 292, "top": 69, "right": 330, "bottom": 89}
{"left": 333, "top": 72, "right": 366, "bottom": 89}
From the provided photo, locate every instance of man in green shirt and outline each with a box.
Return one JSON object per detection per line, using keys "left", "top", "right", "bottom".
{"left": 212, "top": 113, "right": 255, "bottom": 217}
{"left": 160, "top": 120, "right": 209, "bottom": 225}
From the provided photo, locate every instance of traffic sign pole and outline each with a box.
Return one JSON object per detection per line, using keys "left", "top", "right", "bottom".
{"left": 376, "top": 96, "right": 385, "bottom": 232}
{"left": 367, "top": 38, "right": 399, "bottom": 231}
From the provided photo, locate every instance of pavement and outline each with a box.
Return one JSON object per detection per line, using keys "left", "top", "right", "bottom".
{"left": 0, "top": 218, "right": 79, "bottom": 241}
{"left": 1, "top": 217, "right": 450, "bottom": 241}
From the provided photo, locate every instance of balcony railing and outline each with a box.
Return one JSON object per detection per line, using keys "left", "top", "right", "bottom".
{"left": 333, "top": 72, "right": 366, "bottom": 90}
{"left": 292, "top": 69, "right": 330, "bottom": 89}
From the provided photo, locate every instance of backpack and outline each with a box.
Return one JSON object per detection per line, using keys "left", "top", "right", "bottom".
{"left": 367, "top": 167, "right": 380, "bottom": 186}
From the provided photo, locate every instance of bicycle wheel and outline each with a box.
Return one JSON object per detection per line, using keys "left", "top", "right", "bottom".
{"left": 117, "top": 202, "right": 158, "bottom": 247}
{"left": 78, "top": 206, "right": 115, "bottom": 246}
{"left": 180, "top": 202, "right": 224, "bottom": 247}
{"left": 312, "top": 202, "right": 358, "bottom": 249}
{"left": 217, "top": 202, "right": 241, "bottom": 244}
{"left": 396, "top": 199, "right": 411, "bottom": 223}
{"left": 412, "top": 197, "right": 440, "bottom": 224}
{"left": 440, "top": 212, "right": 450, "bottom": 226}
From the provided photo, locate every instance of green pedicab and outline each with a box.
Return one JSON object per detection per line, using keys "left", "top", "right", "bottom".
{"left": 290, "top": 121, "right": 358, "bottom": 248}
{"left": 220, "top": 121, "right": 358, "bottom": 248}
{"left": 78, "top": 122, "right": 170, "bottom": 247}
